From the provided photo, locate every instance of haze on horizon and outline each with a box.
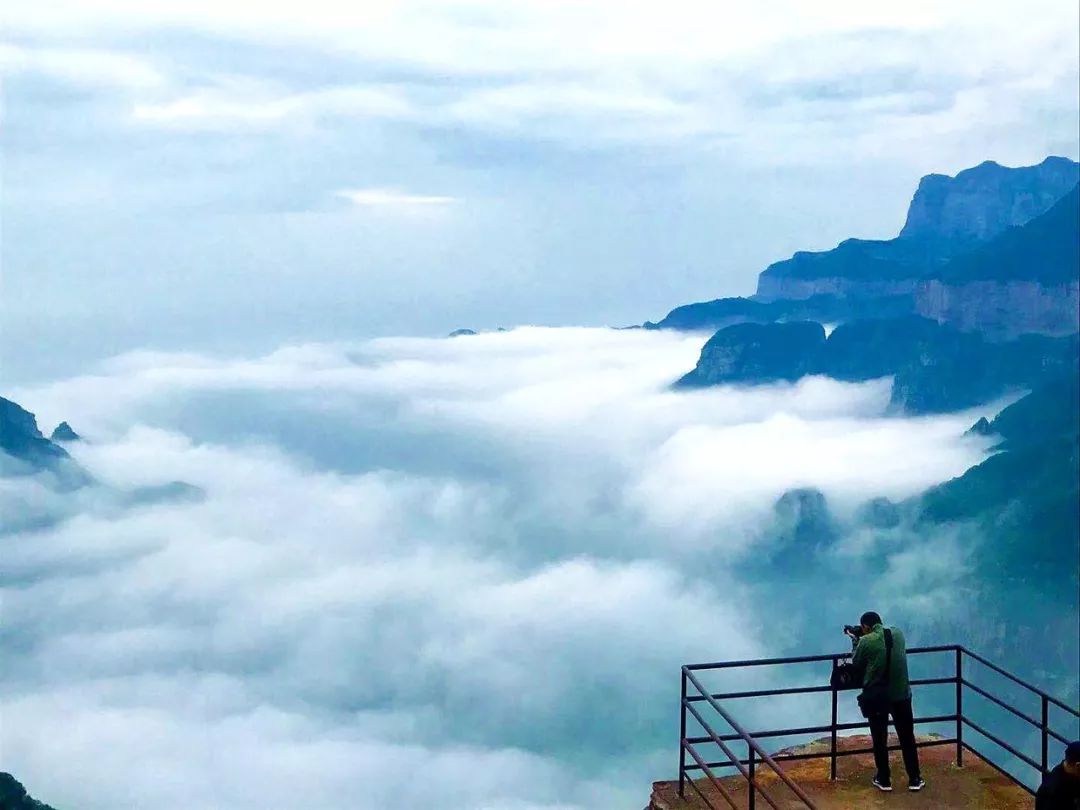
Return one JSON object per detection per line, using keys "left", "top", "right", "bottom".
{"left": 2, "top": 0, "right": 1079, "bottom": 383}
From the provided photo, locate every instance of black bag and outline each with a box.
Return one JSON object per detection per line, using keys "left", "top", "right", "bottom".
{"left": 856, "top": 628, "right": 893, "bottom": 718}
{"left": 830, "top": 657, "right": 863, "bottom": 691}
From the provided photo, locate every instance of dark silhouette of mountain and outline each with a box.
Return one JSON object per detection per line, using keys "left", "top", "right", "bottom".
{"left": 898, "top": 157, "right": 1079, "bottom": 243}
{"left": 448, "top": 328, "right": 477, "bottom": 337}
{"left": 49, "top": 421, "right": 80, "bottom": 442}
{"left": 1, "top": 396, "right": 89, "bottom": 486}
{"left": 646, "top": 157, "right": 1079, "bottom": 337}
{"left": 756, "top": 156, "right": 1079, "bottom": 302}
{"left": 674, "top": 321, "right": 826, "bottom": 387}
{"left": 915, "top": 183, "right": 1080, "bottom": 336}
{"left": 675, "top": 316, "right": 1078, "bottom": 413}
{"left": 1, "top": 397, "right": 71, "bottom": 470}
{"left": 917, "top": 373, "right": 1080, "bottom": 589}
{"left": 0, "top": 773, "right": 60, "bottom": 810}
{"left": 644, "top": 293, "right": 915, "bottom": 332}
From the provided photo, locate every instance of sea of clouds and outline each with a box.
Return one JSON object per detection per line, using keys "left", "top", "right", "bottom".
{"left": 2, "top": 327, "right": 1009, "bottom": 809}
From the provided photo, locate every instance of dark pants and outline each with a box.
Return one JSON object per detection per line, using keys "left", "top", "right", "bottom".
{"left": 867, "top": 698, "right": 921, "bottom": 785}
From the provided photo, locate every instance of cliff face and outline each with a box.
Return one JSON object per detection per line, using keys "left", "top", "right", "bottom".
{"left": 914, "top": 183, "right": 1080, "bottom": 337}
{"left": 916, "top": 279, "right": 1080, "bottom": 338}
{"left": 674, "top": 321, "right": 826, "bottom": 387}
{"left": 754, "top": 157, "right": 1080, "bottom": 327}
{"left": 677, "top": 317, "right": 1078, "bottom": 413}
{"left": 756, "top": 276, "right": 918, "bottom": 302}
{"left": 899, "top": 156, "right": 1080, "bottom": 243}
{"left": 651, "top": 155, "right": 1078, "bottom": 340}
{"left": 0, "top": 396, "right": 71, "bottom": 470}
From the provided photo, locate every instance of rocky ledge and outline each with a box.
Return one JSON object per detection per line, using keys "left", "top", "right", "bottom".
{"left": 648, "top": 734, "right": 1032, "bottom": 809}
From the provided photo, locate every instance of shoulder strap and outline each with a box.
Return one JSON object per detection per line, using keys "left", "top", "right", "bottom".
{"left": 883, "top": 629, "right": 893, "bottom": 686}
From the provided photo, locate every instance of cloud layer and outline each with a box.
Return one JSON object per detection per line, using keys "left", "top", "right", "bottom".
{"left": 2, "top": 328, "right": 1008, "bottom": 809}
{"left": 3, "top": 1, "right": 1078, "bottom": 382}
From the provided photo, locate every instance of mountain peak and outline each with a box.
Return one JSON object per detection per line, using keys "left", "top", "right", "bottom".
{"left": 899, "top": 157, "right": 1080, "bottom": 243}
{"left": 50, "top": 421, "right": 81, "bottom": 442}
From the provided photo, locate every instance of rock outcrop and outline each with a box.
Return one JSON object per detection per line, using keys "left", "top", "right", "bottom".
{"left": 645, "top": 293, "right": 914, "bottom": 332}
{"left": 899, "top": 156, "right": 1080, "bottom": 244}
{"left": 916, "top": 372, "right": 1080, "bottom": 589}
{"left": 1, "top": 397, "right": 71, "bottom": 471}
{"left": 674, "top": 321, "right": 826, "bottom": 387}
{"left": 756, "top": 157, "right": 1078, "bottom": 304}
{"left": 675, "top": 316, "right": 1078, "bottom": 413}
{"left": 649, "top": 156, "right": 1079, "bottom": 339}
{"left": 915, "top": 183, "right": 1080, "bottom": 338}
{"left": 49, "top": 421, "right": 80, "bottom": 442}
{"left": 1, "top": 396, "right": 89, "bottom": 486}
{"left": 0, "top": 773, "right": 60, "bottom": 810}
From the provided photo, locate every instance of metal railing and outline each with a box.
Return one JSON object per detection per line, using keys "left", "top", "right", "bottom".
{"left": 678, "top": 644, "right": 1079, "bottom": 809}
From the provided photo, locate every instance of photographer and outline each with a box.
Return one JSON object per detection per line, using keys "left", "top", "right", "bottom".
{"left": 845, "top": 611, "right": 924, "bottom": 793}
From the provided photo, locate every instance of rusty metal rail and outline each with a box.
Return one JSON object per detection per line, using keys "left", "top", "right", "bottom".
{"left": 678, "top": 645, "right": 1079, "bottom": 809}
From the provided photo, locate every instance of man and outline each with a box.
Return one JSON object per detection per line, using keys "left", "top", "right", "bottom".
{"left": 845, "top": 611, "right": 924, "bottom": 793}
{"left": 1036, "top": 740, "right": 1080, "bottom": 809}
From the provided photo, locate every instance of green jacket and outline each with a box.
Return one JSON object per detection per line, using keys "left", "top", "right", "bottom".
{"left": 852, "top": 624, "right": 912, "bottom": 702}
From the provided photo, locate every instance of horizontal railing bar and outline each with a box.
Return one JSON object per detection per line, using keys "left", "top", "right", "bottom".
{"left": 961, "top": 741, "right": 1037, "bottom": 797}
{"left": 962, "top": 717, "right": 1043, "bottom": 772}
{"left": 691, "top": 676, "right": 957, "bottom": 703}
{"left": 960, "top": 647, "right": 1080, "bottom": 717}
{"left": 688, "top": 685, "right": 833, "bottom": 702}
{"left": 684, "top": 668, "right": 819, "bottom": 808}
{"left": 685, "top": 738, "right": 957, "bottom": 772}
{"left": 685, "top": 645, "right": 956, "bottom": 671}
{"left": 683, "top": 702, "right": 785, "bottom": 810}
{"left": 686, "top": 715, "right": 957, "bottom": 745}
{"left": 962, "top": 678, "right": 1045, "bottom": 730}
{"left": 1045, "top": 724, "right": 1073, "bottom": 746}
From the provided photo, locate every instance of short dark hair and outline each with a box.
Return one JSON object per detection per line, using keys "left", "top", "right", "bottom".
{"left": 1066, "top": 741, "right": 1080, "bottom": 764}
{"left": 860, "top": 611, "right": 882, "bottom": 627}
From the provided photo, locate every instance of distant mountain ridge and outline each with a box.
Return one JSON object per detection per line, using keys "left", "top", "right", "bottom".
{"left": 756, "top": 156, "right": 1079, "bottom": 303}
{"left": 0, "top": 396, "right": 88, "bottom": 486}
{"left": 915, "top": 184, "right": 1080, "bottom": 336}
{"left": 0, "top": 773, "right": 60, "bottom": 810}
{"left": 646, "top": 156, "right": 1079, "bottom": 339}
{"left": 675, "top": 316, "right": 1079, "bottom": 413}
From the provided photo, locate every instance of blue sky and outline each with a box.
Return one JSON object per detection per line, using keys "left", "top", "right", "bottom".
{"left": 3, "top": 0, "right": 1079, "bottom": 382}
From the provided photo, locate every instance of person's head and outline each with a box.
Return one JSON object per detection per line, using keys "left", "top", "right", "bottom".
{"left": 1064, "top": 741, "right": 1080, "bottom": 777}
{"left": 859, "top": 611, "right": 882, "bottom": 634}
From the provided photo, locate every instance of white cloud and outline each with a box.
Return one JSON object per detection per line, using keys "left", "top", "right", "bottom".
{"left": 336, "top": 187, "right": 458, "bottom": 207}
{"left": 2, "top": 328, "right": 1006, "bottom": 808}
{"left": 0, "top": 43, "right": 166, "bottom": 90}
{"left": 4, "top": 0, "right": 1076, "bottom": 157}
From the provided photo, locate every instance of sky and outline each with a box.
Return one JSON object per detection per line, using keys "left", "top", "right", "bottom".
{"left": 4, "top": 326, "right": 1040, "bottom": 810}
{"left": 3, "top": 0, "right": 1080, "bottom": 383}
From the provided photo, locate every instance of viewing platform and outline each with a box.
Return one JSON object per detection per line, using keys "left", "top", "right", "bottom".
{"left": 659, "top": 645, "right": 1078, "bottom": 810}
{"left": 650, "top": 734, "right": 1033, "bottom": 809}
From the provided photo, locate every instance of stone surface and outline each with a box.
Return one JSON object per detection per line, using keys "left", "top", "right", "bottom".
{"left": 676, "top": 316, "right": 1078, "bottom": 413}
{"left": 0, "top": 396, "right": 71, "bottom": 469}
{"left": 49, "top": 421, "right": 80, "bottom": 442}
{"left": 675, "top": 322, "right": 827, "bottom": 387}
{"left": 899, "top": 156, "right": 1079, "bottom": 244}
{"left": 0, "top": 772, "right": 60, "bottom": 810}
{"left": 649, "top": 735, "right": 1033, "bottom": 810}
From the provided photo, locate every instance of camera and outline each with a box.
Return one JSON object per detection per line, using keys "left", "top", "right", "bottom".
{"left": 843, "top": 624, "right": 864, "bottom": 638}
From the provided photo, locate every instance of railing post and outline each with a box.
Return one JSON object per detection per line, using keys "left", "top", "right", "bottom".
{"left": 679, "top": 668, "right": 687, "bottom": 797}
{"left": 748, "top": 744, "right": 756, "bottom": 810}
{"left": 830, "top": 663, "right": 838, "bottom": 781}
{"left": 1041, "top": 696, "right": 1049, "bottom": 775}
{"left": 955, "top": 647, "right": 963, "bottom": 767}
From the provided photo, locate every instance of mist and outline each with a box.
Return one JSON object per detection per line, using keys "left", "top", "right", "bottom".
{"left": 3, "top": 327, "right": 1061, "bottom": 809}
